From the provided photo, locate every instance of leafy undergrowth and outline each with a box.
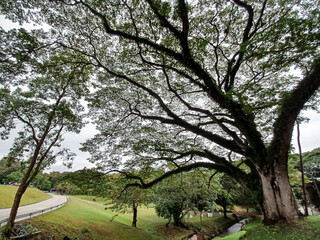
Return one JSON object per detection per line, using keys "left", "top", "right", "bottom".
{"left": 0, "top": 185, "right": 50, "bottom": 208}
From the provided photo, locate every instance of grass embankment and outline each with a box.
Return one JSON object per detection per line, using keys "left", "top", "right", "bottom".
{"left": 13, "top": 194, "right": 319, "bottom": 240}
{"left": 0, "top": 185, "right": 50, "bottom": 208}
{"left": 242, "top": 216, "right": 320, "bottom": 240}
{"left": 18, "top": 196, "right": 234, "bottom": 240}
{"left": 74, "top": 195, "right": 237, "bottom": 240}
{"left": 213, "top": 216, "right": 320, "bottom": 240}
{"left": 23, "top": 196, "right": 157, "bottom": 240}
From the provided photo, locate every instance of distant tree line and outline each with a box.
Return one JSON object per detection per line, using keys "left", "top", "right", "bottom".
{"left": 1, "top": 147, "right": 319, "bottom": 228}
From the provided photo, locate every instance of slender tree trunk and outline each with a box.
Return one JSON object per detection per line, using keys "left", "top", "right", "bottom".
{"left": 223, "top": 202, "right": 227, "bottom": 219}
{"left": 4, "top": 151, "right": 41, "bottom": 237}
{"left": 132, "top": 201, "right": 137, "bottom": 228}
{"left": 297, "top": 122, "right": 308, "bottom": 216}
{"left": 4, "top": 183, "right": 27, "bottom": 237}
{"left": 259, "top": 166, "right": 300, "bottom": 224}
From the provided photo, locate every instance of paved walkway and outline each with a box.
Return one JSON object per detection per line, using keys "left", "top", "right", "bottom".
{"left": 0, "top": 193, "right": 67, "bottom": 226}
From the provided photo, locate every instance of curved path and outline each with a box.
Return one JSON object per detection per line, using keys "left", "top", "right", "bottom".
{"left": 0, "top": 193, "right": 67, "bottom": 226}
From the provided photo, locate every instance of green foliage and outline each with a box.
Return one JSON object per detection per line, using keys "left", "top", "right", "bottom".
{"left": 55, "top": 181, "right": 80, "bottom": 195}
{"left": 0, "top": 157, "right": 22, "bottom": 184}
{"left": 3, "top": 171, "right": 24, "bottom": 184}
{"left": 101, "top": 172, "right": 152, "bottom": 228}
{"left": 58, "top": 168, "right": 106, "bottom": 195}
{"left": 1, "top": 0, "right": 320, "bottom": 224}
{"left": 153, "top": 171, "right": 219, "bottom": 227}
{"left": 289, "top": 148, "right": 320, "bottom": 208}
{"left": 32, "top": 174, "right": 52, "bottom": 190}
{"left": 302, "top": 148, "right": 320, "bottom": 179}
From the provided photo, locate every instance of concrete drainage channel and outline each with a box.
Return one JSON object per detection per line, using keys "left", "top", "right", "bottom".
{"left": 217, "top": 218, "right": 249, "bottom": 238}
{"left": 182, "top": 217, "right": 252, "bottom": 240}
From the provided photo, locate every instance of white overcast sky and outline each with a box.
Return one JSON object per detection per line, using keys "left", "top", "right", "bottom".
{"left": 0, "top": 15, "right": 319, "bottom": 172}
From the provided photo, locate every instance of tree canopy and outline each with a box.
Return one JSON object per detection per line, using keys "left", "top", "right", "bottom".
{"left": 0, "top": 0, "right": 319, "bottom": 224}
{"left": 0, "top": 26, "right": 92, "bottom": 236}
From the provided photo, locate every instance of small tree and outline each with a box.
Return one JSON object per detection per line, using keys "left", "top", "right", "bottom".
{"left": 104, "top": 173, "right": 150, "bottom": 228}
{"left": 153, "top": 171, "right": 218, "bottom": 228}
{"left": 215, "top": 174, "right": 237, "bottom": 219}
{"left": 0, "top": 28, "right": 91, "bottom": 237}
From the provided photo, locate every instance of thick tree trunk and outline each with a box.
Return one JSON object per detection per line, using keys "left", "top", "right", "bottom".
{"left": 260, "top": 168, "right": 300, "bottom": 224}
{"left": 4, "top": 183, "right": 27, "bottom": 237}
{"left": 132, "top": 201, "right": 137, "bottom": 228}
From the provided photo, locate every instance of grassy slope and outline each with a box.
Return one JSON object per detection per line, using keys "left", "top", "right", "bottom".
{"left": 13, "top": 194, "right": 319, "bottom": 240}
{"left": 242, "top": 216, "right": 320, "bottom": 240}
{"left": 213, "top": 216, "right": 320, "bottom": 240}
{"left": 23, "top": 197, "right": 157, "bottom": 240}
{"left": 18, "top": 196, "right": 234, "bottom": 240}
{"left": 0, "top": 185, "right": 50, "bottom": 208}
{"left": 73, "top": 195, "right": 235, "bottom": 240}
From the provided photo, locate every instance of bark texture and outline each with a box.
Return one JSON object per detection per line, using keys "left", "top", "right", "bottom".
{"left": 260, "top": 166, "right": 300, "bottom": 224}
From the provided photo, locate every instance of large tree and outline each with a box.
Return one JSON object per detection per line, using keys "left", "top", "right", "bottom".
{"left": 1, "top": 0, "right": 320, "bottom": 225}
{"left": 0, "top": 28, "right": 91, "bottom": 236}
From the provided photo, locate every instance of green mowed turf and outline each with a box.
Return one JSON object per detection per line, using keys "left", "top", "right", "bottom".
{"left": 73, "top": 195, "right": 110, "bottom": 205}
{"left": 23, "top": 197, "right": 157, "bottom": 240}
{"left": 73, "top": 195, "right": 233, "bottom": 240}
{"left": 241, "top": 216, "right": 320, "bottom": 240}
{"left": 0, "top": 185, "right": 51, "bottom": 208}
{"left": 21, "top": 196, "right": 230, "bottom": 240}
{"left": 214, "top": 216, "right": 320, "bottom": 240}
{"left": 15, "top": 195, "right": 320, "bottom": 240}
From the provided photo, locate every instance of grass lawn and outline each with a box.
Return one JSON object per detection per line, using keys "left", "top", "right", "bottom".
{"left": 73, "top": 195, "right": 110, "bottom": 205}
{"left": 15, "top": 196, "right": 235, "bottom": 240}
{"left": 0, "top": 185, "right": 51, "bottom": 208}
{"left": 72, "top": 196, "right": 189, "bottom": 239}
{"left": 8, "top": 194, "right": 318, "bottom": 240}
{"left": 213, "top": 216, "right": 320, "bottom": 240}
{"left": 74, "top": 195, "right": 237, "bottom": 240}
{"left": 242, "top": 216, "right": 320, "bottom": 240}
{"left": 21, "top": 196, "right": 157, "bottom": 240}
